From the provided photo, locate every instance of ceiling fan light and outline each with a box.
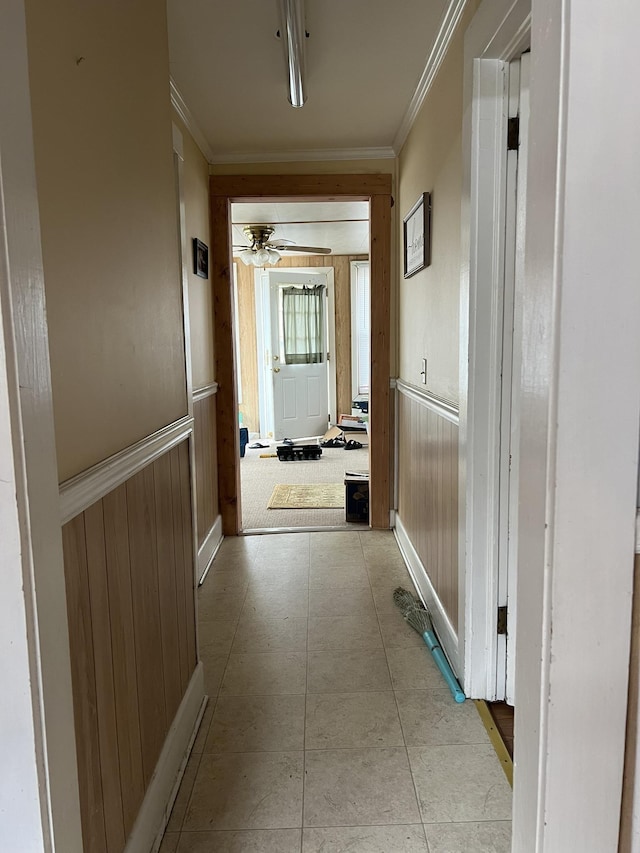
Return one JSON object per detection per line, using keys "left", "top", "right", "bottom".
{"left": 254, "top": 248, "right": 271, "bottom": 265}
{"left": 239, "top": 250, "right": 254, "bottom": 266}
{"left": 267, "top": 249, "right": 282, "bottom": 264}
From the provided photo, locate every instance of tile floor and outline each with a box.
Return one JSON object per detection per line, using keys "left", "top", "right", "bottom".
{"left": 161, "top": 531, "right": 512, "bottom": 853}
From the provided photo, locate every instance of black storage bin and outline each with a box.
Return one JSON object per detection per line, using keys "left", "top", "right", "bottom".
{"left": 239, "top": 427, "right": 249, "bottom": 458}
{"left": 344, "top": 476, "right": 369, "bottom": 523}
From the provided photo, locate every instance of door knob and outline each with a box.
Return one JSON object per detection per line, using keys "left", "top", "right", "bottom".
{"left": 273, "top": 367, "right": 281, "bottom": 373}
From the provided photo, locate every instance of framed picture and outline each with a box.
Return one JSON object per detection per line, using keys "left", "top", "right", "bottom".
{"left": 403, "top": 192, "right": 431, "bottom": 278}
{"left": 193, "top": 238, "right": 209, "bottom": 279}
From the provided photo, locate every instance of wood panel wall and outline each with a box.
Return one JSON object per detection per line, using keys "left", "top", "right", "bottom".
{"left": 193, "top": 393, "right": 219, "bottom": 547}
{"left": 61, "top": 440, "right": 196, "bottom": 853}
{"left": 620, "top": 552, "right": 640, "bottom": 852}
{"left": 397, "top": 391, "right": 459, "bottom": 629}
{"left": 235, "top": 254, "right": 368, "bottom": 434}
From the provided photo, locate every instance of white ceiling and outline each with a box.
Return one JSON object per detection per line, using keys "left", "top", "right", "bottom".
{"left": 168, "top": 1, "right": 449, "bottom": 254}
{"left": 231, "top": 201, "right": 369, "bottom": 256}
{"left": 167, "top": 0, "right": 449, "bottom": 161}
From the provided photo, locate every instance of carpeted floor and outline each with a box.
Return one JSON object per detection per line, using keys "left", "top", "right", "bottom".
{"left": 240, "top": 439, "right": 369, "bottom": 530}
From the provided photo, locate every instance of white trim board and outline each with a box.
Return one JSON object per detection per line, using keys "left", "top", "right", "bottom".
{"left": 458, "top": 0, "right": 531, "bottom": 705}
{"left": 124, "top": 663, "right": 205, "bottom": 853}
{"left": 59, "top": 416, "right": 194, "bottom": 524}
{"left": 193, "top": 381, "right": 219, "bottom": 402}
{"left": 0, "top": 4, "right": 83, "bottom": 848}
{"left": 395, "top": 379, "right": 459, "bottom": 426}
{"left": 208, "top": 146, "right": 395, "bottom": 166}
{"left": 170, "top": 78, "right": 215, "bottom": 164}
{"left": 197, "top": 515, "right": 223, "bottom": 584}
{"left": 393, "top": 0, "right": 470, "bottom": 154}
{"left": 395, "top": 515, "right": 461, "bottom": 678}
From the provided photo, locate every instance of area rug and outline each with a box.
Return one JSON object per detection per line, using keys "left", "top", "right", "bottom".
{"left": 267, "top": 483, "right": 344, "bottom": 509}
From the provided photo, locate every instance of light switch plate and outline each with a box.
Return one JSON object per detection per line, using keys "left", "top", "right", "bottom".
{"left": 421, "top": 357, "right": 427, "bottom": 384}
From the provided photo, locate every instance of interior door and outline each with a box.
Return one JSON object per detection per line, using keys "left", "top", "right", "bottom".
{"left": 269, "top": 271, "right": 329, "bottom": 440}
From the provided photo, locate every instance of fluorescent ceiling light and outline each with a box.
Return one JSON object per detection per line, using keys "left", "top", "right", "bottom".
{"left": 278, "top": 0, "right": 306, "bottom": 107}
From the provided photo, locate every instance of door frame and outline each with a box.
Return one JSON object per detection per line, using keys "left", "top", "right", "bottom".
{"left": 0, "top": 1, "right": 82, "bottom": 847}
{"left": 458, "top": 0, "right": 531, "bottom": 701}
{"left": 210, "top": 174, "right": 392, "bottom": 534}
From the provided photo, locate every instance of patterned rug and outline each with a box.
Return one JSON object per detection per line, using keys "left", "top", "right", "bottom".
{"left": 267, "top": 483, "right": 344, "bottom": 509}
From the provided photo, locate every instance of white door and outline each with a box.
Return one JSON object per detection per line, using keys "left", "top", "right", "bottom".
{"left": 498, "top": 52, "right": 530, "bottom": 704}
{"left": 269, "top": 271, "right": 329, "bottom": 440}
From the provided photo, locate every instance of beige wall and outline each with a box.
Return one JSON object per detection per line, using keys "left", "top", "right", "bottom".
{"left": 210, "top": 158, "right": 395, "bottom": 176}
{"left": 173, "top": 112, "right": 215, "bottom": 390}
{"left": 25, "top": 0, "right": 187, "bottom": 481}
{"left": 397, "top": 3, "right": 478, "bottom": 404}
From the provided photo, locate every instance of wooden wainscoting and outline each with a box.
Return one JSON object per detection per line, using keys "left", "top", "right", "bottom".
{"left": 61, "top": 439, "right": 196, "bottom": 853}
{"left": 397, "top": 386, "right": 459, "bottom": 630}
{"left": 193, "top": 389, "right": 219, "bottom": 548}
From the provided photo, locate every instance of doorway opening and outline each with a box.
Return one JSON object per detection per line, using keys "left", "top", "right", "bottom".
{"left": 230, "top": 200, "right": 371, "bottom": 531}
{"left": 211, "top": 173, "right": 392, "bottom": 536}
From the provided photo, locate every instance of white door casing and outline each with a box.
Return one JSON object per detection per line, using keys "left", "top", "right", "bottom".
{"left": 505, "top": 50, "right": 529, "bottom": 705}
{"left": 0, "top": 1, "right": 82, "bottom": 848}
{"left": 459, "top": 0, "right": 531, "bottom": 703}
{"left": 270, "top": 271, "right": 329, "bottom": 440}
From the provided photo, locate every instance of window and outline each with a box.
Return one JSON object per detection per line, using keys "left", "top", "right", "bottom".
{"left": 351, "top": 261, "right": 370, "bottom": 396}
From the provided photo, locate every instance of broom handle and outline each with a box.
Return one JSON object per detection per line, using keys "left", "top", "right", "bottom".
{"left": 422, "top": 630, "right": 466, "bottom": 703}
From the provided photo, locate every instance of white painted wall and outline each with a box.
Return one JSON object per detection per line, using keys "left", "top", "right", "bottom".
{"left": 513, "top": 0, "right": 640, "bottom": 850}
{"left": 0, "top": 2, "right": 82, "bottom": 849}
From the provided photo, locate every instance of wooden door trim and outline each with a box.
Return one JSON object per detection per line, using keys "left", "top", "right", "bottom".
{"left": 210, "top": 174, "right": 392, "bottom": 533}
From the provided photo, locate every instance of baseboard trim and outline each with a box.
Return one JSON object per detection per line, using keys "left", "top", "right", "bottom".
{"left": 60, "top": 416, "right": 194, "bottom": 524}
{"left": 198, "top": 515, "right": 223, "bottom": 584}
{"left": 394, "top": 514, "right": 461, "bottom": 675}
{"left": 395, "top": 379, "right": 459, "bottom": 426}
{"left": 124, "top": 662, "right": 206, "bottom": 853}
{"left": 193, "top": 382, "right": 219, "bottom": 403}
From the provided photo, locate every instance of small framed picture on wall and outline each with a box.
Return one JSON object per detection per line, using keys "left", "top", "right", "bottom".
{"left": 193, "top": 238, "right": 209, "bottom": 279}
{"left": 403, "top": 192, "right": 431, "bottom": 278}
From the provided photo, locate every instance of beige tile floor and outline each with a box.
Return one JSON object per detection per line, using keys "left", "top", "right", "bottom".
{"left": 161, "top": 531, "right": 512, "bottom": 853}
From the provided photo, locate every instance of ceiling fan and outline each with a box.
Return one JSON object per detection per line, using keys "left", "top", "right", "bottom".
{"left": 233, "top": 225, "right": 331, "bottom": 266}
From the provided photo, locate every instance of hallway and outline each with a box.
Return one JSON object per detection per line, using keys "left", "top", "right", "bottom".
{"left": 160, "top": 531, "right": 511, "bottom": 852}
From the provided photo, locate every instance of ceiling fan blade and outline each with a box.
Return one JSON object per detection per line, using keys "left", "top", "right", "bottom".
{"left": 269, "top": 244, "right": 331, "bottom": 254}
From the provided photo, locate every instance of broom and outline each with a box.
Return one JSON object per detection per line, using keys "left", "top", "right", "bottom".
{"left": 393, "top": 587, "right": 466, "bottom": 704}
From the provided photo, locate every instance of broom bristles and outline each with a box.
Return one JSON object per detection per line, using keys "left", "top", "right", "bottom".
{"left": 404, "top": 605, "right": 433, "bottom": 634}
{"left": 393, "top": 587, "right": 417, "bottom": 612}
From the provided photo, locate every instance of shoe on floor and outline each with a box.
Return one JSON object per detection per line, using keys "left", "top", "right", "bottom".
{"left": 344, "top": 439, "right": 363, "bottom": 450}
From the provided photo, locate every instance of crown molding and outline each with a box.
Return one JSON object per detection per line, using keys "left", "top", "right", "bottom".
{"left": 393, "top": 0, "right": 469, "bottom": 154}
{"left": 170, "top": 78, "right": 215, "bottom": 164}
{"left": 208, "top": 146, "right": 396, "bottom": 166}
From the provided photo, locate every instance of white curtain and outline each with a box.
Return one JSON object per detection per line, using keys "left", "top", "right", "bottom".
{"left": 282, "top": 285, "right": 325, "bottom": 365}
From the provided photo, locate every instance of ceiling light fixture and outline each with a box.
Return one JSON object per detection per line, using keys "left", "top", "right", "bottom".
{"left": 277, "top": 0, "right": 307, "bottom": 107}
{"left": 238, "top": 226, "right": 282, "bottom": 266}
{"left": 239, "top": 247, "right": 281, "bottom": 267}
